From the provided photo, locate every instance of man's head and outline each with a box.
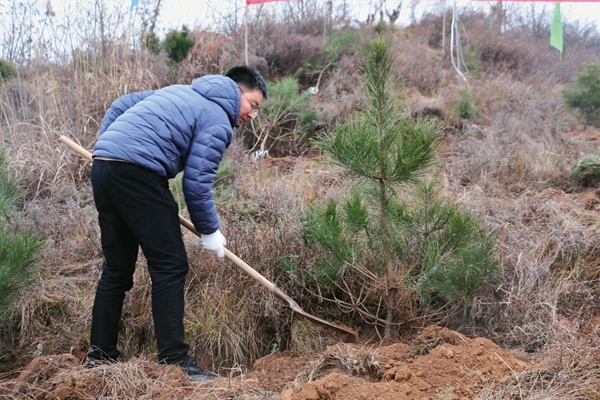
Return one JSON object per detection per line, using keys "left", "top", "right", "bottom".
{"left": 226, "top": 66, "right": 268, "bottom": 125}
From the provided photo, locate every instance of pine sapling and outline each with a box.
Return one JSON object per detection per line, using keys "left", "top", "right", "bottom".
{"left": 305, "top": 38, "right": 498, "bottom": 338}
{"left": 311, "top": 38, "right": 440, "bottom": 338}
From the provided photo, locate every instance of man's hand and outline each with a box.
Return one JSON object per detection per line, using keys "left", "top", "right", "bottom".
{"left": 200, "top": 230, "right": 227, "bottom": 258}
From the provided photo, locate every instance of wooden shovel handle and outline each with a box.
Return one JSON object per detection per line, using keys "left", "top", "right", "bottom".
{"left": 60, "top": 136, "right": 93, "bottom": 162}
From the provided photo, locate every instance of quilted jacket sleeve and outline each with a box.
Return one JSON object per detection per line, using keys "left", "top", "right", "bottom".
{"left": 98, "top": 90, "right": 156, "bottom": 136}
{"left": 182, "top": 123, "right": 233, "bottom": 235}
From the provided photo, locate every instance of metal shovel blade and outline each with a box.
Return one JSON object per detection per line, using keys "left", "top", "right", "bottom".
{"left": 59, "top": 135, "right": 359, "bottom": 343}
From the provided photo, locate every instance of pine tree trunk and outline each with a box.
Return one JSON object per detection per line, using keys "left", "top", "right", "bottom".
{"left": 384, "top": 259, "right": 396, "bottom": 339}
{"left": 380, "top": 178, "right": 395, "bottom": 339}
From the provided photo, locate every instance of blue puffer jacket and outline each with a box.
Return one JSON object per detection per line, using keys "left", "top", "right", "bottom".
{"left": 98, "top": 90, "right": 157, "bottom": 135}
{"left": 93, "top": 75, "right": 240, "bottom": 234}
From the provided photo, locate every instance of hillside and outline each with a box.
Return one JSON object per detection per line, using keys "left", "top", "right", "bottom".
{"left": 1, "top": 2, "right": 600, "bottom": 399}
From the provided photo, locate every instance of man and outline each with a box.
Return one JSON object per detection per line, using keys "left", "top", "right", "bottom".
{"left": 88, "top": 66, "right": 267, "bottom": 381}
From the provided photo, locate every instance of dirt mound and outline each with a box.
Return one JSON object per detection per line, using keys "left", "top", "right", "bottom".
{"left": 0, "top": 326, "right": 535, "bottom": 399}
{"left": 6, "top": 354, "right": 194, "bottom": 399}
{"left": 261, "top": 326, "right": 535, "bottom": 400}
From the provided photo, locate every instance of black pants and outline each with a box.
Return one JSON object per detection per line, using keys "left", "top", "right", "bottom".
{"left": 89, "top": 160, "right": 190, "bottom": 364}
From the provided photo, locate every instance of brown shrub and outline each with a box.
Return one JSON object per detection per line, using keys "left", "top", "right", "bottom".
{"left": 392, "top": 28, "right": 451, "bottom": 96}
{"left": 406, "top": 8, "right": 600, "bottom": 89}
{"left": 444, "top": 186, "right": 600, "bottom": 347}
{"left": 480, "top": 294, "right": 600, "bottom": 399}
{"left": 301, "top": 55, "right": 362, "bottom": 129}
{"left": 476, "top": 32, "right": 538, "bottom": 75}
{"left": 250, "top": 24, "right": 325, "bottom": 79}
{"left": 176, "top": 29, "right": 240, "bottom": 84}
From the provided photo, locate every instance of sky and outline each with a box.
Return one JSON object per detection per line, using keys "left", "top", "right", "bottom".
{"left": 46, "top": 0, "right": 600, "bottom": 36}
{"left": 148, "top": 0, "right": 600, "bottom": 34}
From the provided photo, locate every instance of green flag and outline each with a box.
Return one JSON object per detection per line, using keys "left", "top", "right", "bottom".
{"left": 550, "top": 2, "right": 563, "bottom": 53}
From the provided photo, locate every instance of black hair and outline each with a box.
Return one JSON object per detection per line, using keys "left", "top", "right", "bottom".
{"left": 225, "top": 66, "right": 268, "bottom": 100}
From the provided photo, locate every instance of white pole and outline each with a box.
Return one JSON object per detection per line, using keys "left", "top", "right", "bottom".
{"left": 245, "top": 4, "right": 249, "bottom": 66}
{"left": 442, "top": 1, "right": 446, "bottom": 54}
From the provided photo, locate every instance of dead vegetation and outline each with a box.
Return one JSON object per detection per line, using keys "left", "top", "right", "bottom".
{"left": 1, "top": 0, "right": 600, "bottom": 398}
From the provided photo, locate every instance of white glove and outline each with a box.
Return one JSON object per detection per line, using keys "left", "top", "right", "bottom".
{"left": 200, "top": 230, "right": 226, "bottom": 258}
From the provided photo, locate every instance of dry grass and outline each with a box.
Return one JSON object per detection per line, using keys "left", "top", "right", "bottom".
{"left": 0, "top": 55, "right": 161, "bottom": 200}
{"left": 1, "top": 4, "right": 600, "bottom": 398}
{"left": 0, "top": 354, "right": 281, "bottom": 399}
{"left": 438, "top": 74, "right": 576, "bottom": 195}
{"left": 481, "top": 324, "right": 600, "bottom": 399}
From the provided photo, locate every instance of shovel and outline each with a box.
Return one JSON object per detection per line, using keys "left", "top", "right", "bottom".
{"left": 59, "top": 135, "right": 359, "bottom": 343}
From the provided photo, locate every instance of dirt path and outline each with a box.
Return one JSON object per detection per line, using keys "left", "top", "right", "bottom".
{"left": 0, "top": 326, "right": 535, "bottom": 399}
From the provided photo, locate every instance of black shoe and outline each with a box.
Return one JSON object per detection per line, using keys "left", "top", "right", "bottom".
{"left": 178, "top": 357, "right": 218, "bottom": 381}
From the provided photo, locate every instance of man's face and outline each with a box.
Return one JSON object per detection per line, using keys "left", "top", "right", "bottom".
{"left": 237, "top": 86, "right": 264, "bottom": 125}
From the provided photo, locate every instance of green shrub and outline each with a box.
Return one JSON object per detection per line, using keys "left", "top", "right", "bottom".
{"left": 454, "top": 87, "right": 480, "bottom": 120}
{"left": 570, "top": 153, "right": 600, "bottom": 185}
{"left": 245, "top": 76, "right": 318, "bottom": 156}
{"left": 163, "top": 25, "right": 194, "bottom": 64}
{"left": 374, "top": 19, "right": 389, "bottom": 34}
{"left": 266, "top": 77, "right": 318, "bottom": 135}
{"left": 0, "top": 149, "right": 43, "bottom": 323}
{"left": 214, "top": 158, "right": 235, "bottom": 189}
{"left": 144, "top": 31, "right": 162, "bottom": 55}
{"left": 564, "top": 63, "right": 600, "bottom": 128}
{"left": 408, "top": 181, "right": 499, "bottom": 309}
{"left": 169, "top": 159, "right": 235, "bottom": 211}
{"left": 300, "top": 29, "right": 357, "bottom": 87}
{"left": 464, "top": 44, "right": 484, "bottom": 78}
{"left": 0, "top": 59, "right": 17, "bottom": 82}
{"left": 303, "top": 181, "right": 499, "bottom": 321}
{"left": 0, "top": 151, "right": 19, "bottom": 217}
{"left": 169, "top": 172, "right": 186, "bottom": 211}
{"left": 0, "top": 227, "right": 43, "bottom": 323}
{"left": 323, "top": 30, "right": 357, "bottom": 66}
